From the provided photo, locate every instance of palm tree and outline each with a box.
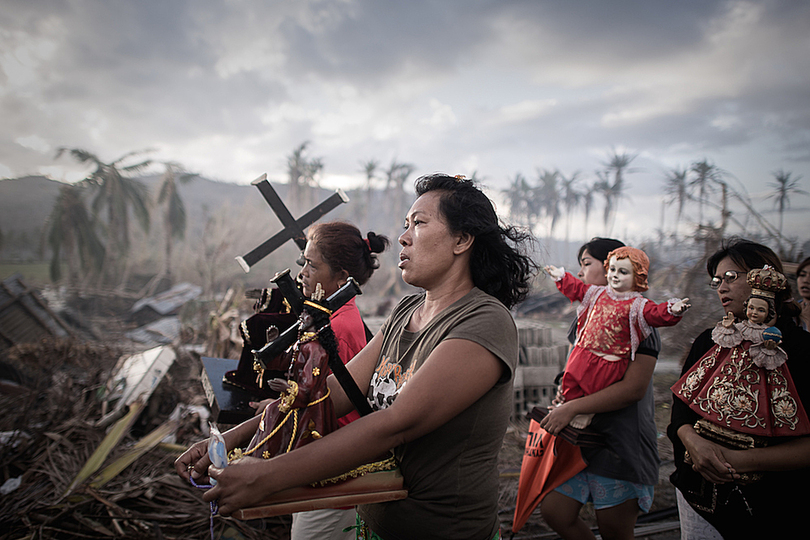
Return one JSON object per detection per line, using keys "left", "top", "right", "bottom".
{"left": 502, "top": 173, "right": 531, "bottom": 227}
{"left": 689, "top": 159, "right": 726, "bottom": 228}
{"left": 359, "top": 159, "right": 379, "bottom": 230}
{"left": 536, "top": 168, "right": 561, "bottom": 240}
{"left": 56, "top": 148, "right": 152, "bottom": 286}
{"left": 44, "top": 183, "right": 105, "bottom": 286}
{"left": 379, "top": 159, "right": 416, "bottom": 296}
{"left": 593, "top": 168, "right": 628, "bottom": 237}
{"left": 594, "top": 170, "right": 612, "bottom": 235}
{"left": 559, "top": 171, "right": 582, "bottom": 262}
{"left": 768, "top": 169, "right": 808, "bottom": 252}
{"left": 581, "top": 182, "right": 596, "bottom": 241}
{"left": 361, "top": 159, "right": 378, "bottom": 192}
{"left": 600, "top": 149, "right": 637, "bottom": 235}
{"left": 663, "top": 167, "right": 690, "bottom": 238}
{"left": 384, "top": 160, "right": 416, "bottom": 222}
{"left": 286, "top": 142, "right": 323, "bottom": 211}
{"left": 141, "top": 162, "right": 197, "bottom": 296}
{"left": 302, "top": 156, "right": 324, "bottom": 209}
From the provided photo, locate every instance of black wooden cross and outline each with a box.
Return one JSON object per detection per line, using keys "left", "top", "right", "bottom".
{"left": 235, "top": 174, "right": 350, "bottom": 273}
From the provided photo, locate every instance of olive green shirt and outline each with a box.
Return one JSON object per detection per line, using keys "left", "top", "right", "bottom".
{"left": 359, "top": 288, "right": 517, "bottom": 540}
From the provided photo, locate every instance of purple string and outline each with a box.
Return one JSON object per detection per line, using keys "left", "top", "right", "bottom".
{"left": 189, "top": 475, "right": 218, "bottom": 540}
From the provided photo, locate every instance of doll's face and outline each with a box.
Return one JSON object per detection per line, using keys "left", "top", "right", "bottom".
{"left": 746, "top": 297, "right": 770, "bottom": 325}
{"left": 607, "top": 256, "right": 635, "bottom": 293}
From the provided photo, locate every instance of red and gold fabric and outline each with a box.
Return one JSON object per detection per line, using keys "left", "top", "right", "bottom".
{"left": 672, "top": 333, "right": 810, "bottom": 438}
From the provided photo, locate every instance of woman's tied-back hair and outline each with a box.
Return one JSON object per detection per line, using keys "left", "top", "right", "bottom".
{"left": 414, "top": 173, "right": 539, "bottom": 309}
{"left": 307, "top": 221, "right": 390, "bottom": 285}
{"left": 707, "top": 237, "right": 799, "bottom": 319}
{"left": 605, "top": 246, "right": 650, "bottom": 292}
{"left": 578, "top": 237, "right": 625, "bottom": 264}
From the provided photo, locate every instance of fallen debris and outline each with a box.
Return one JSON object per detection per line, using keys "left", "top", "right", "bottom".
{"left": 0, "top": 273, "right": 74, "bottom": 355}
{"left": 98, "top": 346, "right": 176, "bottom": 427}
{"left": 131, "top": 282, "right": 202, "bottom": 326}
{"left": 0, "top": 338, "right": 289, "bottom": 539}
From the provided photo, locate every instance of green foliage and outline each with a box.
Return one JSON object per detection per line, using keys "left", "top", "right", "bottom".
{"left": 44, "top": 183, "right": 105, "bottom": 284}
{"left": 55, "top": 147, "right": 154, "bottom": 285}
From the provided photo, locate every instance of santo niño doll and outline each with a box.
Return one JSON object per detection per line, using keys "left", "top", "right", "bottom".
{"left": 546, "top": 246, "right": 690, "bottom": 427}
{"left": 234, "top": 284, "right": 340, "bottom": 460}
{"left": 673, "top": 266, "right": 810, "bottom": 452}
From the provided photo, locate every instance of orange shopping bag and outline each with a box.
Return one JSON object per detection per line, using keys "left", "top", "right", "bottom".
{"left": 512, "top": 419, "right": 587, "bottom": 532}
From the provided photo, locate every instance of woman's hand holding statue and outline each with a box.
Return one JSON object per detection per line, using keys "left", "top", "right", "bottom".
{"left": 204, "top": 455, "right": 273, "bottom": 517}
{"left": 678, "top": 425, "right": 738, "bottom": 484}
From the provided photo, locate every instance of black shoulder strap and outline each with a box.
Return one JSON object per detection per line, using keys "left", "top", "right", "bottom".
{"left": 327, "top": 354, "right": 373, "bottom": 416}
{"left": 364, "top": 321, "right": 374, "bottom": 342}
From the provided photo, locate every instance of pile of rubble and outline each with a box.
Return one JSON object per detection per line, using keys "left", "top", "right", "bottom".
{"left": 0, "top": 276, "right": 291, "bottom": 539}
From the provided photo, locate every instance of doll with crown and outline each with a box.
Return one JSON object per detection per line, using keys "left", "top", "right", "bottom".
{"left": 545, "top": 246, "right": 691, "bottom": 427}
{"left": 672, "top": 266, "right": 810, "bottom": 453}
{"left": 232, "top": 284, "right": 340, "bottom": 461}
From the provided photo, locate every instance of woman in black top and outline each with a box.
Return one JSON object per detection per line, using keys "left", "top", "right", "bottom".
{"left": 667, "top": 238, "right": 810, "bottom": 538}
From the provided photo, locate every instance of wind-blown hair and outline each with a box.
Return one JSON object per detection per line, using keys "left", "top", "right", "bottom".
{"left": 707, "top": 237, "right": 799, "bottom": 319}
{"left": 414, "top": 173, "right": 539, "bottom": 309}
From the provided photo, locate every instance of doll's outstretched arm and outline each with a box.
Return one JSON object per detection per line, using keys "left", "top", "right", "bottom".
{"left": 544, "top": 265, "right": 565, "bottom": 281}
{"left": 642, "top": 297, "right": 690, "bottom": 327}
{"left": 547, "top": 266, "right": 590, "bottom": 302}
{"left": 670, "top": 297, "right": 691, "bottom": 316}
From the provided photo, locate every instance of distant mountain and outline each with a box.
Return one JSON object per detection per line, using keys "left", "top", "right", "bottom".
{"left": 0, "top": 176, "right": 62, "bottom": 253}
{"left": 0, "top": 174, "right": 364, "bottom": 264}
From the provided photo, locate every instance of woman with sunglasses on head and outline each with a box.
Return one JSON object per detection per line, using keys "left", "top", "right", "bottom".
{"left": 667, "top": 238, "right": 810, "bottom": 539}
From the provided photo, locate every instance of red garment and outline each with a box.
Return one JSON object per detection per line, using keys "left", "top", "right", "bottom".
{"left": 329, "top": 298, "right": 367, "bottom": 426}
{"left": 557, "top": 272, "right": 682, "bottom": 401}
{"left": 672, "top": 338, "right": 810, "bottom": 437}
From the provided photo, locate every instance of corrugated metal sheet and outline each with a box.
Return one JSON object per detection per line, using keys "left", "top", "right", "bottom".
{"left": 0, "top": 274, "right": 73, "bottom": 352}
{"left": 131, "top": 283, "right": 202, "bottom": 316}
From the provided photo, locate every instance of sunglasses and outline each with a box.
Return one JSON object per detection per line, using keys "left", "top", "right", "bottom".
{"left": 710, "top": 270, "right": 740, "bottom": 289}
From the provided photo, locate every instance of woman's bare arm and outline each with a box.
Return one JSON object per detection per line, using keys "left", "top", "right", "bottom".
{"left": 204, "top": 337, "right": 504, "bottom": 516}
{"left": 539, "top": 353, "right": 656, "bottom": 435}
{"left": 727, "top": 436, "right": 810, "bottom": 474}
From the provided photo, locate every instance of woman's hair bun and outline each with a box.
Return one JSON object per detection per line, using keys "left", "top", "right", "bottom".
{"left": 366, "top": 231, "right": 389, "bottom": 254}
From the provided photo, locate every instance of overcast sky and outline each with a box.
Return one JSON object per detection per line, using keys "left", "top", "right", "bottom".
{"left": 2, "top": 0, "right": 809, "bottom": 243}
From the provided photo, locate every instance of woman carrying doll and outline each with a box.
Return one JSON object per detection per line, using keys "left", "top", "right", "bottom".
{"left": 672, "top": 264, "right": 810, "bottom": 476}
{"left": 544, "top": 246, "right": 690, "bottom": 428}
{"left": 668, "top": 238, "right": 810, "bottom": 539}
{"left": 515, "top": 246, "right": 689, "bottom": 539}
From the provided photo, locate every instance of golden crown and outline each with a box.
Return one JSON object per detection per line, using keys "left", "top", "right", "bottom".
{"left": 746, "top": 265, "right": 787, "bottom": 298}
